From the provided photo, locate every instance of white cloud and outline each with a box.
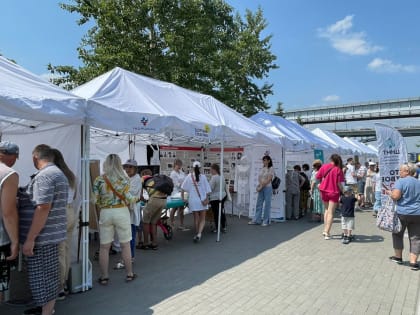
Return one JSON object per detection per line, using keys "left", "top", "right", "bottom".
{"left": 322, "top": 95, "right": 340, "bottom": 102}
{"left": 367, "top": 58, "right": 418, "bottom": 73}
{"left": 318, "top": 15, "right": 382, "bottom": 55}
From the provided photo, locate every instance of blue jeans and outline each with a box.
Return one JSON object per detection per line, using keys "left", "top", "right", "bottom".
{"left": 253, "top": 186, "right": 272, "bottom": 224}
{"left": 373, "top": 191, "right": 381, "bottom": 213}
{"left": 130, "top": 224, "right": 137, "bottom": 258}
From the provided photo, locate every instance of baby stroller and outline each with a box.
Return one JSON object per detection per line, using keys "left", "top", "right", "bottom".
{"left": 157, "top": 208, "right": 173, "bottom": 240}
{"left": 158, "top": 197, "right": 186, "bottom": 240}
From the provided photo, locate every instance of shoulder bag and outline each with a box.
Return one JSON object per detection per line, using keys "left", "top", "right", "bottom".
{"left": 103, "top": 175, "right": 129, "bottom": 207}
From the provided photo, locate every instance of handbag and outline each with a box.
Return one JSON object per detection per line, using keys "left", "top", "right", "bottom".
{"left": 376, "top": 197, "right": 402, "bottom": 233}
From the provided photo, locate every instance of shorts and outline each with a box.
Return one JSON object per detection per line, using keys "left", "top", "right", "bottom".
{"left": 320, "top": 191, "right": 340, "bottom": 203}
{"left": 27, "top": 244, "right": 59, "bottom": 306}
{"left": 99, "top": 207, "right": 132, "bottom": 244}
{"left": 0, "top": 244, "right": 11, "bottom": 292}
{"left": 142, "top": 197, "right": 167, "bottom": 224}
{"left": 341, "top": 217, "right": 355, "bottom": 230}
{"left": 357, "top": 181, "right": 365, "bottom": 195}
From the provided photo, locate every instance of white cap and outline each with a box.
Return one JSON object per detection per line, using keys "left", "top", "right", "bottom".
{"left": 192, "top": 161, "right": 201, "bottom": 168}
{"left": 369, "top": 162, "right": 376, "bottom": 166}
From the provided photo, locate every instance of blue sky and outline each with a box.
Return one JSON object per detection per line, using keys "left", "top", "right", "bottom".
{"left": 1, "top": 0, "right": 419, "bottom": 111}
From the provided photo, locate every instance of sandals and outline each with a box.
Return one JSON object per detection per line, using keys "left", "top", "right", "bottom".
{"left": 126, "top": 273, "right": 138, "bottom": 282}
{"left": 98, "top": 277, "right": 109, "bottom": 286}
{"left": 139, "top": 243, "right": 158, "bottom": 250}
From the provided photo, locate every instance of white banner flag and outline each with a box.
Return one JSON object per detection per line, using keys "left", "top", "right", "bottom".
{"left": 374, "top": 123, "right": 407, "bottom": 210}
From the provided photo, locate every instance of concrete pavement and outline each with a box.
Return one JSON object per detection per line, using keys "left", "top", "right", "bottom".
{"left": 1, "top": 209, "right": 419, "bottom": 315}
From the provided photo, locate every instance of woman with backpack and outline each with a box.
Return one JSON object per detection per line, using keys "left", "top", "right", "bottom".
{"left": 248, "top": 155, "right": 274, "bottom": 226}
{"left": 181, "top": 161, "right": 211, "bottom": 243}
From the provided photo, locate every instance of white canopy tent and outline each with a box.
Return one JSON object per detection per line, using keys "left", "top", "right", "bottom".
{"left": 73, "top": 67, "right": 282, "bottom": 147}
{"left": 343, "top": 137, "right": 378, "bottom": 161}
{"left": 250, "top": 112, "right": 335, "bottom": 152}
{"left": 311, "top": 128, "right": 360, "bottom": 159}
{"left": 0, "top": 56, "right": 92, "bottom": 292}
{"left": 73, "top": 67, "right": 283, "bottom": 241}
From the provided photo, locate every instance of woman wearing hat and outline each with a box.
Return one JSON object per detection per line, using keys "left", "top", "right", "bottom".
{"left": 181, "top": 161, "right": 211, "bottom": 242}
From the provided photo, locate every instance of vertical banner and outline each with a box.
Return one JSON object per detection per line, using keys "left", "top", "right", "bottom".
{"left": 374, "top": 123, "right": 407, "bottom": 211}
{"left": 247, "top": 146, "right": 285, "bottom": 221}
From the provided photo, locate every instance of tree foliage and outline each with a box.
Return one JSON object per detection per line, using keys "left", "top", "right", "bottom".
{"left": 49, "top": 0, "right": 278, "bottom": 116}
{"left": 272, "top": 101, "right": 284, "bottom": 117}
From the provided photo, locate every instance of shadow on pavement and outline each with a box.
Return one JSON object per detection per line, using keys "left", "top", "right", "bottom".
{"left": 1, "top": 214, "right": 318, "bottom": 315}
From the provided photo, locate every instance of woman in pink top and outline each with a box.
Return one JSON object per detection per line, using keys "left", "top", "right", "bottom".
{"left": 316, "top": 154, "right": 345, "bottom": 239}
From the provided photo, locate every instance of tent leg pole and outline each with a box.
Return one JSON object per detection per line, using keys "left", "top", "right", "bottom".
{"left": 217, "top": 138, "right": 224, "bottom": 242}
{"left": 81, "top": 124, "right": 90, "bottom": 292}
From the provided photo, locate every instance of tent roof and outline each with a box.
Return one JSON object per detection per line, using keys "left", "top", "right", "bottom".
{"left": 250, "top": 112, "right": 337, "bottom": 151}
{"left": 311, "top": 128, "right": 360, "bottom": 155}
{"left": 0, "top": 56, "right": 86, "bottom": 132}
{"left": 73, "top": 67, "right": 281, "bottom": 146}
{"left": 343, "top": 137, "right": 378, "bottom": 157}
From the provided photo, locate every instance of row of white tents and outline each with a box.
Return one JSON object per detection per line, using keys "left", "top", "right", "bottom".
{"left": 0, "top": 56, "right": 377, "bottom": 291}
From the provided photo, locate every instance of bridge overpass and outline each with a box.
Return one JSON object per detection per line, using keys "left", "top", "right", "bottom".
{"left": 284, "top": 97, "right": 420, "bottom": 124}
{"left": 333, "top": 127, "right": 420, "bottom": 142}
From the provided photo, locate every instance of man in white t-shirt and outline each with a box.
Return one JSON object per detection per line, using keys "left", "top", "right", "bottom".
{"left": 344, "top": 158, "right": 357, "bottom": 194}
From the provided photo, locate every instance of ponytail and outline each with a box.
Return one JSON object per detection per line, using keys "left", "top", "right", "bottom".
{"left": 194, "top": 165, "right": 200, "bottom": 182}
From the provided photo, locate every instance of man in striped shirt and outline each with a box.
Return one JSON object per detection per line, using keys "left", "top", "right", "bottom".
{"left": 21, "top": 145, "right": 68, "bottom": 315}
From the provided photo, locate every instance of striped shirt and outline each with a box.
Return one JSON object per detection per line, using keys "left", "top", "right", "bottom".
{"left": 0, "top": 162, "right": 16, "bottom": 246}
{"left": 23, "top": 163, "right": 69, "bottom": 245}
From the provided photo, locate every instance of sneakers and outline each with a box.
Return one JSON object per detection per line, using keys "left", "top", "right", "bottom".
{"left": 113, "top": 261, "right": 125, "bottom": 270}
{"left": 248, "top": 221, "right": 258, "bottom": 225}
{"left": 324, "top": 234, "right": 331, "bottom": 240}
{"left": 409, "top": 263, "right": 419, "bottom": 271}
{"left": 57, "top": 291, "right": 66, "bottom": 301}
{"left": 261, "top": 223, "right": 269, "bottom": 227}
{"left": 178, "top": 225, "right": 190, "bottom": 231}
{"left": 193, "top": 235, "right": 201, "bottom": 243}
{"left": 342, "top": 236, "right": 350, "bottom": 244}
{"left": 389, "top": 256, "right": 403, "bottom": 264}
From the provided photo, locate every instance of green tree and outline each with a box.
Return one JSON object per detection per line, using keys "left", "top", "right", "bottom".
{"left": 272, "top": 101, "right": 284, "bottom": 117}
{"left": 295, "top": 115, "right": 304, "bottom": 125}
{"left": 49, "top": 0, "right": 278, "bottom": 116}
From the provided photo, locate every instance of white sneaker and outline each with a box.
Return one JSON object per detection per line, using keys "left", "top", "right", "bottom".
{"left": 261, "top": 223, "right": 269, "bottom": 227}
{"left": 324, "top": 234, "right": 331, "bottom": 240}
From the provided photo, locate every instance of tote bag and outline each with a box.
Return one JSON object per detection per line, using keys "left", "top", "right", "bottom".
{"left": 376, "top": 197, "right": 402, "bottom": 233}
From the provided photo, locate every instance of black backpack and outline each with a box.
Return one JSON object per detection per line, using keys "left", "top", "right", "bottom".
{"left": 144, "top": 174, "right": 174, "bottom": 195}
{"left": 272, "top": 175, "right": 281, "bottom": 190}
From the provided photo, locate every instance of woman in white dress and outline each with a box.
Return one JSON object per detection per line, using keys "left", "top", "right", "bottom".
{"left": 181, "top": 161, "right": 211, "bottom": 242}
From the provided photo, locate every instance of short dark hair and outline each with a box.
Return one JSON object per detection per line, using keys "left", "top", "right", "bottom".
{"left": 302, "top": 164, "right": 310, "bottom": 171}
{"left": 33, "top": 144, "right": 53, "bottom": 161}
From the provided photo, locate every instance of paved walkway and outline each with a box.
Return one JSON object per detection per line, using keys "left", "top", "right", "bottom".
{"left": 2, "top": 209, "right": 419, "bottom": 315}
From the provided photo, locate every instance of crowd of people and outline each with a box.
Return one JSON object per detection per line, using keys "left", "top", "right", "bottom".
{"left": 1, "top": 142, "right": 77, "bottom": 315}
{"left": 1, "top": 144, "right": 419, "bottom": 315}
